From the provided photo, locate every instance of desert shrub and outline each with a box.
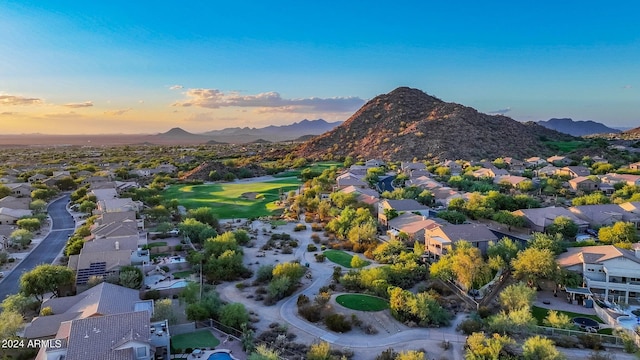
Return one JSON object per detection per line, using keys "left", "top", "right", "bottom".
{"left": 143, "top": 290, "right": 160, "bottom": 300}
{"left": 552, "top": 335, "right": 580, "bottom": 348}
{"left": 311, "top": 224, "right": 323, "bottom": 232}
{"left": 256, "top": 264, "right": 274, "bottom": 283}
{"left": 255, "top": 287, "right": 268, "bottom": 295}
{"left": 311, "top": 234, "right": 321, "bottom": 242}
{"left": 307, "top": 244, "right": 318, "bottom": 252}
{"left": 429, "top": 281, "right": 453, "bottom": 296}
{"left": 315, "top": 253, "right": 326, "bottom": 262}
{"left": 457, "top": 319, "right": 484, "bottom": 335}
{"left": 325, "top": 313, "right": 352, "bottom": 332}
{"left": 477, "top": 306, "right": 492, "bottom": 319}
{"left": 350, "top": 314, "right": 362, "bottom": 327}
{"left": 288, "top": 240, "right": 299, "bottom": 248}
{"left": 578, "top": 334, "right": 603, "bottom": 350}
{"left": 294, "top": 224, "right": 307, "bottom": 232}
{"left": 298, "top": 304, "right": 323, "bottom": 322}
{"left": 161, "top": 265, "right": 170, "bottom": 272}
{"left": 281, "top": 246, "right": 293, "bottom": 254}
{"left": 297, "top": 294, "right": 310, "bottom": 306}
{"left": 315, "top": 292, "right": 331, "bottom": 306}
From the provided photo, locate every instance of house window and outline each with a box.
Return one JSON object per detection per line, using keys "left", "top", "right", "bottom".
{"left": 136, "top": 347, "right": 147, "bottom": 358}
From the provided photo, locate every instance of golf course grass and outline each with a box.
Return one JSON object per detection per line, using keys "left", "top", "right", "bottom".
{"left": 336, "top": 294, "right": 388, "bottom": 311}
{"left": 171, "top": 330, "right": 219, "bottom": 352}
{"left": 162, "top": 177, "right": 301, "bottom": 219}
{"left": 324, "top": 250, "right": 370, "bottom": 268}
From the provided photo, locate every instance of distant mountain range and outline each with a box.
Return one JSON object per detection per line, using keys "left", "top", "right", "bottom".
{"left": 297, "top": 87, "right": 574, "bottom": 160}
{"left": 152, "top": 119, "right": 342, "bottom": 144}
{"left": 537, "top": 118, "right": 621, "bottom": 136}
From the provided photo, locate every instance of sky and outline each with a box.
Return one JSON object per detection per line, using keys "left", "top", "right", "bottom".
{"left": 1, "top": 1, "right": 638, "bottom": 134}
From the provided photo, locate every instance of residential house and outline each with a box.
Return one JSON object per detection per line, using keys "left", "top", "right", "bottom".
{"left": 115, "top": 181, "right": 140, "bottom": 194}
{"left": 365, "top": 159, "right": 385, "bottom": 167}
{"left": 525, "top": 157, "right": 547, "bottom": 168}
{"left": 592, "top": 156, "right": 608, "bottom": 164}
{"left": 557, "top": 245, "right": 640, "bottom": 304}
{"left": 431, "top": 187, "right": 465, "bottom": 207}
{"left": 569, "top": 204, "right": 640, "bottom": 228}
{"left": 471, "top": 166, "right": 509, "bottom": 179}
{"left": 557, "top": 166, "right": 591, "bottom": 179}
{"left": 387, "top": 213, "right": 440, "bottom": 242}
{"left": 81, "top": 176, "right": 110, "bottom": 188}
{"left": 91, "top": 188, "right": 119, "bottom": 202}
{"left": 629, "top": 162, "right": 640, "bottom": 171}
{"left": 547, "top": 155, "right": 572, "bottom": 166}
{"left": 24, "top": 282, "right": 151, "bottom": 339}
{"left": 601, "top": 173, "right": 640, "bottom": 187}
{"left": 503, "top": 157, "right": 526, "bottom": 174}
{"left": 93, "top": 210, "right": 145, "bottom": 234}
{"left": 568, "top": 176, "right": 599, "bottom": 192}
{"left": 336, "top": 173, "right": 368, "bottom": 189}
{"left": 494, "top": 175, "right": 529, "bottom": 188}
{"left": 406, "top": 176, "right": 442, "bottom": 190}
{"left": 442, "top": 160, "right": 462, "bottom": 175}
{"left": 5, "top": 183, "right": 32, "bottom": 197}
{"left": 377, "top": 199, "right": 429, "bottom": 227}
{"left": 35, "top": 310, "right": 169, "bottom": 360}
{"left": 620, "top": 202, "right": 640, "bottom": 215}
{"left": 0, "top": 225, "right": 15, "bottom": 250}
{"left": 425, "top": 223, "right": 498, "bottom": 259}
{"left": 0, "top": 207, "right": 33, "bottom": 224}
{"left": 0, "top": 196, "right": 31, "bottom": 210}
{"left": 96, "top": 198, "right": 143, "bottom": 214}
{"left": 156, "top": 163, "right": 177, "bottom": 173}
{"left": 68, "top": 243, "right": 142, "bottom": 286}
{"left": 512, "top": 206, "right": 589, "bottom": 233}
{"left": 536, "top": 165, "right": 558, "bottom": 177}
{"left": 27, "top": 173, "right": 48, "bottom": 184}
{"left": 401, "top": 162, "right": 426, "bottom": 174}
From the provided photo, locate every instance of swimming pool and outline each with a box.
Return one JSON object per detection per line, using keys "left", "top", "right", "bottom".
{"left": 207, "top": 350, "right": 235, "bottom": 360}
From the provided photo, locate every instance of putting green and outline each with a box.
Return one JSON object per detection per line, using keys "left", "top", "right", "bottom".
{"left": 336, "top": 294, "right": 388, "bottom": 311}
{"left": 162, "top": 177, "right": 301, "bottom": 219}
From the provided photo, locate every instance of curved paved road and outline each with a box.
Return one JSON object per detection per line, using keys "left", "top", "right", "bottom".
{"left": 0, "top": 194, "right": 74, "bottom": 302}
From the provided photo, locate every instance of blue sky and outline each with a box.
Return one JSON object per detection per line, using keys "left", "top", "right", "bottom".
{"left": 1, "top": 1, "right": 638, "bottom": 134}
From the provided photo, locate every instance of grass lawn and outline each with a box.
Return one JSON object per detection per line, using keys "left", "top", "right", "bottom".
{"left": 162, "top": 177, "right": 301, "bottom": 219}
{"left": 172, "top": 270, "right": 193, "bottom": 279}
{"left": 324, "top": 250, "right": 370, "bottom": 268}
{"left": 598, "top": 328, "right": 614, "bottom": 335}
{"left": 531, "top": 305, "right": 604, "bottom": 326}
{"left": 147, "top": 242, "right": 167, "bottom": 248}
{"left": 544, "top": 140, "right": 588, "bottom": 153}
{"left": 171, "top": 330, "right": 219, "bottom": 352}
{"left": 271, "top": 161, "right": 343, "bottom": 178}
{"left": 336, "top": 294, "right": 388, "bottom": 311}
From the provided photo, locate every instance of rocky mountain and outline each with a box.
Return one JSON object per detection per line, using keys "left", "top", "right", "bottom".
{"left": 202, "top": 119, "right": 342, "bottom": 143}
{"left": 297, "top": 87, "right": 574, "bottom": 161}
{"left": 537, "top": 118, "right": 620, "bottom": 136}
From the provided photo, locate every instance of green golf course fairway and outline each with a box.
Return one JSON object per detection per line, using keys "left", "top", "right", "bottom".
{"left": 336, "top": 294, "right": 389, "bottom": 311}
{"left": 162, "top": 177, "right": 301, "bottom": 219}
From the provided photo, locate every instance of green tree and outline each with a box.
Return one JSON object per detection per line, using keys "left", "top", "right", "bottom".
{"left": 499, "top": 282, "right": 536, "bottom": 312}
{"left": 572, "top": 192, "right": 610, "bottom": 206}
{"left": 598, "top": 222, "right": 638, "bottom": 245}
{"left": 529, "top": 232, "right": 564, "bottom": 255}
{"left": 0, "top": 184, "right": 11, "bottom": 198}
{"left": 543, "top": 310, "right": 573, "bottom": 329}
{"left": 187, "top": 207, "right": 220, "bottom": 228}
{"left": 487, "top": 237, "right": 520, "bottom": 270}
{"left": 20, "top": 264, "right": 75, "bottom": 301}
{"left": 512, "top": 247, "right": 557, "bottom": 286}
{"left": 395, "top": 350, "right": 426, "bottom": 360}
{"left": 16, "top": 218, "right": 41, "bottom": 232}
{"left": 248, "top": 344, "right": 280, "bottom": 360}
{"left": 488, "top": 307, "right": 537, "bottom": 335}
{"left": 522, "top": 336, "right": 565, "bottom": 360}
{"left": 79, "top": 200, "right": 96, "bottom": 213}
{"left": 272, "top": 262, "right": 306, "bottom": 282}
{"left": 350, "top": 255, "right": 367, "bottom": 268}
{"left": 219, "top": 303, "right": 249, "bottom": 330}
{"left": 9, "top": 228, "right": 33, "bottom": 248}
{"left": 546, "top": 216, "right": 579, "bottom": 240}
{"left": 1, "top": 293, "right": 38, "bottom": 315}
{"left": 152, "top": 298, "right": 177, "bottom": 325}
{"left": 437, "top": 210, "right": 466, "bottom": 224}
{"left": 306, "top": 341, "right": 332, "bottom": 360}
{"left": 464, "top": 332, "right": 515, "bottom": 360}
{"left": 0, "top": 310, "right": 23, "bottom": 339}
{"left": 347, "top": 221, "right": 377, "bottom": 245}
{"left": 118, "top": 266, "right": 143, "bottom": 289}
{"left": 29, "top": 199, "right": 47, "bottom": 212}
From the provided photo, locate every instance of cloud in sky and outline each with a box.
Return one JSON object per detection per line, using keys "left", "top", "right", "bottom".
{"left": 63, "top": 101, "right": 93, "bottom": 108}
{"left": 0, "top": 95, "right": 42, "bottom": 106}
{"left": 169, "top": 85, "right": 184, "bottom": 90}
{"left": 104, "top": 108, "right": 132, "bottom": 116}
{"left": 173, "top": 89, "right": 365, "bottom": 113}
{"left": 623, "top": 85, "right": 633, "bottom": 89}
{"left": 487, "top": 107, "right": 511, "bottom": 114}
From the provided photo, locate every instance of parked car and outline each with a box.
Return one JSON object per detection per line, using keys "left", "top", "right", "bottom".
{"left": 586, "top": 228, "right": 598, "bottom": 237}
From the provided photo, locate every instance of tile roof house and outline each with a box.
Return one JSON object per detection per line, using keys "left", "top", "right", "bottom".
{"left": 547, "top": 155, "right": 572, "bottom": 166}
{"left": 442, "top": 160, "right": 462, "bottom": 175}
{"left": 91, "top": 188, "right": 119, "bottom": 202}
{"left": 620, "top": 202, "right": 640, "bottom": 215}
{"left": 471, "top": 167, "right": 509, "bottom": 179}
{"left": 569, "top": 204, "right": 640, "bottom": 228}
{"left": 5, "top": 182, "right": 32, "bottom": 197}
{"left": 387, "top": 213, "right": 440, "bottom": 243}
{"left": 536, "top": 165, "right": 558, "bottom": 177}
{"left": 557, "top": 245, "right": 640, "bottom": 304}
{"left": 336, "top": 173, "right": 368, "bottom": 189}
{"left": 493, "top": 175, "right": 529, "bottom": 188}
{"left": 36, "top": 311, "right": 169, "bottom": 360}
{"left": 512, "top": 206, "right": 589, "bottom": 233}
{"left": 0, "top": 195, "right": 31, "bottom": 210}
{"left": 601, "top": 173, "right": 640, "bottom": 187}
{"left": 525, "top": 157, "right": 548, "bottom": 167}
{"left": 96, "top": 198, "right": 143, "bottom": 214}
{"left": 377, "top": 199, "right": 430, "bottom": 227}
{"left": 557, "top": 166, "right": 591, "bottom": 179}
{"left": 568, "top": 176, "right": 600, "bottom": 192}
{"left": 0, "top": 207, "right": 33, "bottom": 225}
{"left": 425, "top": 223, "right": 498, "bottom": 259}
{"left": 629, "top": 162, "right": 640, "bottom": 171}
{"left": 24, "top": 282, "right": 149, "bottom": 339}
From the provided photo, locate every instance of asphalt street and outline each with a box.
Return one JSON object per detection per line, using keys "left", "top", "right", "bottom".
{"left": 0, "top": 194, "right": 74, "bottom": 303}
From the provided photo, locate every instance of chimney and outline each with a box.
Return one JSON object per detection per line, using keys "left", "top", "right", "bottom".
{"left": 115, "top": 241, "right": 120, "bottom": 250}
